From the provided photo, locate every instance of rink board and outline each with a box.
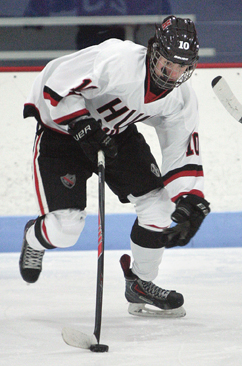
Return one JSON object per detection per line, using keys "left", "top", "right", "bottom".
{"left": 0, "top": 212, "right": 242, "bottom": 252}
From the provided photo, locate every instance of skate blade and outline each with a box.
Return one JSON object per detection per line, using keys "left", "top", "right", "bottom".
{"left": 128, "top": 303, "right": 186, "bottom": 318}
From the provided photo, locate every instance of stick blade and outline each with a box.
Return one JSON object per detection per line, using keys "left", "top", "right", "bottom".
{"left": 212, "top": 75, "right": 242, "bottom": 123}
{"left": 62, "top": 327, "right": 97, "bottom": 349}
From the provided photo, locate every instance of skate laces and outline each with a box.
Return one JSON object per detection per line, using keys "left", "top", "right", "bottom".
{"left": 23, "top": 245, "right": 44, "bottom": 269}
{"left": 140, "top": 280, "right": 170, "bottom": 299}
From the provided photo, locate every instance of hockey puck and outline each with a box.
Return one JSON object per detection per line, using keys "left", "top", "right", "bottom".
{"left": 90, "top": 344, "right": 109, "bottom": 352}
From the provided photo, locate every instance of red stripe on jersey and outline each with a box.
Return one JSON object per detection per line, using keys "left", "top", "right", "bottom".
{"left": 163, "top": 169, "right": 204, "bottom": 185}
{"left": 53, "top": 109, "right": 89, "bottom": 124}
{"left": 145, "top": 88, "right": 168, "bottom": 103}
{"left": 146, "top": 224, "right": 169, "bottom": 230}
{"left": 172, "top": 190, "right": 204, "bottom": 203}
{"left": 33, "top": 133, "right": 45, "bottom": 216}
{"left": 43, "top": 125, "right": 69, "bottom": 135}
{"left": 43, "top": 86, "right": 63, "bottom": 106}
{"left": 43, "top": 91, "right": 59, "bottom": 106}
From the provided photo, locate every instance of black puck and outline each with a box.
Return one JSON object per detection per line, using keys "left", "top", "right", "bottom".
{"left": 90, "top": 344, "right": 109, "bottom": 352}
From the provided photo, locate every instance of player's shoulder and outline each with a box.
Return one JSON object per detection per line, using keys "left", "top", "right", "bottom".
{"left": 100, "top": 38, "right": 145, "bottom": 52}
{"left": 97, "top": 39, "right": 146, "bottom": 63}
{"left": 94, "top": 39, "right": 146, "bottom": 83}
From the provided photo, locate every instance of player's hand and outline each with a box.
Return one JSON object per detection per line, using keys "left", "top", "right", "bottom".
{"left": 163, "top": 195, "right": 210, "bottom": 248}
{"left": 68, "top": 116, "right": 118, "bottom": 163}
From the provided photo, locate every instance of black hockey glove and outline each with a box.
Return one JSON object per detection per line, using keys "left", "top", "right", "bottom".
{"left": 163, "top": 195, "right": 210, "bottom": 248}
{"left": 68, "top": 116, "right": 118, "bottom": 164}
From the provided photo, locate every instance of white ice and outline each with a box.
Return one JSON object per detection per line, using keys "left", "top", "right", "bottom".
{"left": 1, "top": 248, "right": 242, "bottom": 366}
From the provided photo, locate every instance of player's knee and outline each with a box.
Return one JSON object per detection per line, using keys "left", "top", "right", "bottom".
{"left": 128, "top": 188, "right": 174, "bottom": 230}
{"left": 40, "top": 209, "right": 86, "bottom": 248}
{"left": 131, "top": 217, "right": 167, "bottom": 249}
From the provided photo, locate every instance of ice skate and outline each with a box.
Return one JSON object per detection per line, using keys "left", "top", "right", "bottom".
{"left": 19, "top": 220, "right": 45, "bottom": 284}
{"left": 120, "top": 254, "right": 186, "bottom": 318}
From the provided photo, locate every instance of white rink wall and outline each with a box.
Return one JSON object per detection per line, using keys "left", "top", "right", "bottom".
{"left": 0, "top": 68, "right": 242, "bottom": 217}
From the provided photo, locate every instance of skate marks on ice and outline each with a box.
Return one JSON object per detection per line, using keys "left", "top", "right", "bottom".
{"left": 0, "top": 249, "right": 242, "bottom": 366}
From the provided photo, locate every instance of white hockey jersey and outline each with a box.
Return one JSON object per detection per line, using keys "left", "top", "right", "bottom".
{"left": 24, "top": 39, "right": 204, "bottom": 202}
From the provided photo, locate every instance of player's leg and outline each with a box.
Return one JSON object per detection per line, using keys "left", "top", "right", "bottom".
{"left": 122, "top": 187, "right": 184, "bottom": 311}
{"left": 20, "top": 209, "right": 86, "bottom": 283}
{"left": 128, "top": 187, "right": 172, "bottom": 281}
{"left": 105, "top": 125, "right": 184, "bottom": 310}
{"left": 19, "top": 128, "right": 93, "bottom": 283}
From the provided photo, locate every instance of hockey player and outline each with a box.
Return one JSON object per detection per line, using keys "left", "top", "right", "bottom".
{"left": 19, "top": 15, "right": 210, "bottom": 316}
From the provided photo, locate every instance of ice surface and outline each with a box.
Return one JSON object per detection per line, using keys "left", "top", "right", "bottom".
{"left": 1, "top": 248, "right": 242, "bottom": 366}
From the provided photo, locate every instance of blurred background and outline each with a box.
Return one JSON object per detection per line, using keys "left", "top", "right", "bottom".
{"left": 0, "top": 0, "right": 241, "bottom": 67}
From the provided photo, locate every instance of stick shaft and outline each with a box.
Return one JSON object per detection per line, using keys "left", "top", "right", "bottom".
{"left": 93, "top": 150, "right": 105, "bottom": 343}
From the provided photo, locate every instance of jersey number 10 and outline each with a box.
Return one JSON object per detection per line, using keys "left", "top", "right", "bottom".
{"left": 186, "top": 132, "right": 199, "bottom": 156}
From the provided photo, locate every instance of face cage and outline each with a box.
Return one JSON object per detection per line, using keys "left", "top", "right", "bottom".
{"left": 150, "top": 50, "right": 197, "bottom": 90}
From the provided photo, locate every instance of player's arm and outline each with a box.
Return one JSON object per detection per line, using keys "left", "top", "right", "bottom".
{"left": 155, "top": 87, "right": 210, "bottom": 247}
{"left": 43, "top": 74, "right": 117, "bottom": 163}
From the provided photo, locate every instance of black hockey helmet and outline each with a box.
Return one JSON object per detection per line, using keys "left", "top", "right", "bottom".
{"left": 148, "top": 15, "right": 199, "bottom": 89}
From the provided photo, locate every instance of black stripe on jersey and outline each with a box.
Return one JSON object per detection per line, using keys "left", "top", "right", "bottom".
{"left": 43, "top": 86, "right": 63, "bottom": 106}
{"left": 163, "top": 164, "right": 204, "bottom": 183}
{"left": 24, "top": 103, "right": 40, "bottom": 120}
{"left": 72, "top": 79, "right": 95, "bottom": 92}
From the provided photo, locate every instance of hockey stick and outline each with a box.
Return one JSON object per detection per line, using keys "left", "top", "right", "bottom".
{"left": 212, "top": 76, "right": 242, "bottom": 123}
{"left": 62, "top": 150, "right": 109, "bottom": 352}
{"left": 91, "top": 150, "right": 109, "bottom": 352}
